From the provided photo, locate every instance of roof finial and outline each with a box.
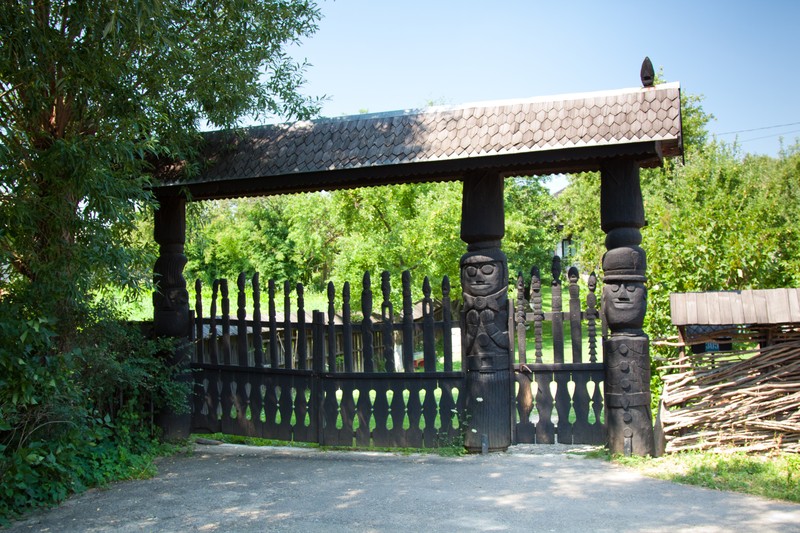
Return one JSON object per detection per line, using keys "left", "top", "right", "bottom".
{"left": 640, "top": 57, "right": 655, "bottom": 87}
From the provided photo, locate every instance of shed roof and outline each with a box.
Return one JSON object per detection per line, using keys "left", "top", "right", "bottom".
{"left": 155, "top": 82, "right": 682, "bottom": 200}
{"left": 670, "top": 289, "right": 800, "bottom": 327}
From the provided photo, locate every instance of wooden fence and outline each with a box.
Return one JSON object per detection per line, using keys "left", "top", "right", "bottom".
{"left": 188, "top": 256, "right": 607, "bottom": 449}
{"left": 189, "top": 271, "right": 464, "bottom": 449}
{"left": 510, "top": 258, "right": 607, "bottom": 445}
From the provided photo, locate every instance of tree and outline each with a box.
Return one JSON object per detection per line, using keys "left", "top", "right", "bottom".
{"left": 0, "top": 0, "right": 321, "bottom": 515}
{"left": 0, "top": 0, "right": 321, "bottom": 339}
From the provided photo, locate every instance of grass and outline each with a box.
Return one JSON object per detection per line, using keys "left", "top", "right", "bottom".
{"left": 583, "top": 448, "right": 800, "bottom": 503}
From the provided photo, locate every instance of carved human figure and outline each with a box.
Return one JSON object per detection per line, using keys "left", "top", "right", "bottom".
{"left": 461, "top": 249, "right": 509, "bottom": 368}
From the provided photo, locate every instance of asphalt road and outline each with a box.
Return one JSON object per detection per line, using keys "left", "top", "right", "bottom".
{"left": 7, "top": 443, "right": 800, "bottom": 532}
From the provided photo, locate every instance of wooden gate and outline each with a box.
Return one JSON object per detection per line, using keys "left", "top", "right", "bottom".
{"left": 510, "top": 257, "right": 607, "bottom": 445}
{"left": 189, "top": 271, "right": 465, "bottom": 449}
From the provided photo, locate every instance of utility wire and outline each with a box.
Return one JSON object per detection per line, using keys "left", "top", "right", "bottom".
{"left": 739, "top": 128, "right": 800, "bottom": 144}
{"left": 717, "top": 121, "right": 800, "bottom": 136}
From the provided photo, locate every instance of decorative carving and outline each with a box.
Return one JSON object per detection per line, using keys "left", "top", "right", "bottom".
{"left": 600, "top": 160, "right": 654, "bottom": 456}
{"left": 461, "top": 248, "right": 509, "bottom": 371}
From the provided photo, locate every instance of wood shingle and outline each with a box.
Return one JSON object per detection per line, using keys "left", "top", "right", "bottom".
{"left": 155, "top": 83, "right": 682, "bottom": 200}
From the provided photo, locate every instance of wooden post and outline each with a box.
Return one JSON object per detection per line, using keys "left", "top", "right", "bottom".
{"left": 153, "top": 194, "right": 191, "bottom": 440}
{"left": 600, "top": 159, "right": 655, "bottom": 456}
{"left": 460, "top": 171, "right": 511, "bottom": 452}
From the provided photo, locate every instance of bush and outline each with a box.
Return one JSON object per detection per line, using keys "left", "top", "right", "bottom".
{"left": 0, "top": 302, "right": 188, "bottom": 522}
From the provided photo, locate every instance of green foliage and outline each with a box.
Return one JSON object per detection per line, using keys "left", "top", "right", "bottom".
{"left": 1, "top": 0, "right": 321, "bottom": 519}
{"left": 182, "top": 178, "right": 558, "bottom": 309}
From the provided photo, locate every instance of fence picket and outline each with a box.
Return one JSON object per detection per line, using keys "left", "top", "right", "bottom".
{"left": 381, "top": 271, "right": 395, "bottom": 373}
{"left": 221, "top": 279, "right": 232, "bottom": 366}
{"left": 283, "top": 281, "right": 293, "bottom": 370}
{"left": 531, "top": 266, "right": 543, "bottom": 364}
{"left": 268, "top": 279, "right": 278, "bottom": 368}
{"left": 253, "top": 273, "right": 263, "bottom": 367}
{"left": 568, "top": 266, "right": 582, "bottom": 364}
{"left": 342, "top": 282, "right": 353, "bottom": 372}
{"left": 422, "top": 277, "right": 436, "bottom": 372}
{"left": 402, "top": 271, "right": 414, "bottom": 372}
{"left": 210, "top": 280, "right": 219, "bottom": 365}
{"left": 587, "top": 272, "right": 598, "bottom": 363}
{"left": 237, "top": 273, "right": 248, "bottom": 366}
{"left": 297, "top": 283, "right": 307, "bottom": 370}
{"left": 195, "top": 279, "right": 204, "bottom": 363}
{"left": 442, "top": 276, "right": 453, "bottom": 372}
{"left": 361, "top": 272, "right": 374, "bottom": 373}
{"left": 326, "top": 282, "right": 336, "bottom": 371}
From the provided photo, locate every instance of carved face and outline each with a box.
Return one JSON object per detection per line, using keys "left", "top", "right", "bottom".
{"left": 462, "top": 259, "right": 505, "bottom": 296}
{"left": 604, "top": 281, "right": 646, "bottom": 329}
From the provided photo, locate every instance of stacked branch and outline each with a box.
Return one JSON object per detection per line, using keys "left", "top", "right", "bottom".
{"left": 659, "top": 338, "right": 800, "bottom": 453}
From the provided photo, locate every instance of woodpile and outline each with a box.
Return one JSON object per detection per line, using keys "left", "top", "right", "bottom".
{"left": 657, "top": 339, "right": 800, "bottom": 453}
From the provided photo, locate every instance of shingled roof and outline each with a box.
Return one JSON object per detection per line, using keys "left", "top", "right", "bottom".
{"left": 156, "top": 82, "right": 682, "bottom": 200}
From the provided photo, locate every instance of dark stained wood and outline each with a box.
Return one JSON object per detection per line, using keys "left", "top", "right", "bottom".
{"left": 587, "top": 273, "right": 598, "bottom": 363}
{"left": 534, "top": 371, "right": 555, "bottom": 443}
{"left": 195, "top": 279, "right": 204, "bottom": 363}
{"left": 554, "top": 370, "right": 573, "bottom": 444}
{"left": 296, "top": 283, "right": 307, "bottom": 370}
{"left": 551, "top": 257, "right": 564, "bottom": 365}
{"left": 221, "top": 279, "right": 232, "bottom": 366}
{"left": 568, "top": 267, "right": 582, "bottom": 364}
{"left": 442, "top": 276, "right": 453, "bottom": 372}
{"left": 380, "top": 271, "right": 395, "bottom": 373}
{"left": 422, "top": 277, "right": 436, "bottom": 372}
{"left": 531, "top": 266, "right": 544, "bottom": 364}
{"left": 515, "top": 272, "right": 527, "bottom": 364}
{"left": 327, "top": 282, "right": 337, "bottom": 371}
{"left": 209, "top": 280, "right": 219, "bottom": 365}
{"left": 402, "top": 271, "right": 414, "bottom": 372}
{"left": 237, "top": 273, "right": 248, "bottom": 366}
{"left": 422, "top": 381, "right": 439, "bottom": 446}
{"left": 252, "top": 274, "right": 263, "bottom": 367}
{"left": 342, "top": 282, "right": 353, "bottom": 372}
{"left": 361, "top": 272, "right": 374, "bottom": 373}
{"left": 268, "top": 279, "right": 279, "bottom": 368}
{"left": 283, "top": 281, "right": 293, "bottom": 369}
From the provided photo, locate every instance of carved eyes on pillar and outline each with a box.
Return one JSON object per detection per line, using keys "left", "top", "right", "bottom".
{"left": 466, "top": 264, "right": 496, "bottom": 277}
{"left": 609, "top": 283, "right": 636, "bottom": 293}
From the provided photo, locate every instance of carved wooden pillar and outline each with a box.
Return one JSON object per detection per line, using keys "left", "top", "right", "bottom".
{"left": 600, "top": 160, "right": 654, "bottom": 456}
{"left": 153, "top": 194, "right": 192, "bottom": 440}
{"left": 460, "top": 171, "right": 511, "bottom": 452}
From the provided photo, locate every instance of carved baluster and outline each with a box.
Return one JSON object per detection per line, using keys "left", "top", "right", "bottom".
{"left": 342, "top": 282, "right": 353, "bottom": 372}
{"left": 531, "top": 266, "right": 543, "bottom": 365}
{"left": 401, "top": 271, "right": 414, "bottom": 372}
{"left": 361, "top": 272, "right": 374, "bottom": 373}
{"left": 568, "top": 266, "right": 582, "bottom": 364}
{"left": 381, "top": 271, "right": 395, "bottom": 373}
{"left": 442, "top": 276, "right": 453, "bottom": 372}
{"left": 422, "top": 277, "right": 435, "bottom": 372}
{"left": 252, "top": 274, "right": 263, "bottom": 367}
{"left": 586, "top": 272, "right": 598, "bottom": 363}
{"left": 515, "top": 272, "right": 527, "bottom": 364}
{"left": 237, "top": 273, "right": 248, "bottom": 366}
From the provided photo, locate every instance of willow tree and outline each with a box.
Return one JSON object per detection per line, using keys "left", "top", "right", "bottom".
{"left": 0, "top": 0, "right": 322, "bottom": 514}
{"left": 0, "top": 0, "right": 321, "bottom": 342}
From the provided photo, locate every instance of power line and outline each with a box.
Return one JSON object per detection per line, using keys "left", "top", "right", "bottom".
{"left": 739, "top": 128, "right": 800, "bottom": 144}
{"left": 717, "top": 121, "right": 800, "bottom": 136}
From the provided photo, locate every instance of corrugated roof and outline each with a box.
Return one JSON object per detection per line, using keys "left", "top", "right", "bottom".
{"left": 155, "top": 83, "right": 682, "bottom": 200}
{"left": 670, "top": 289, "right": 800, "bottom": 326}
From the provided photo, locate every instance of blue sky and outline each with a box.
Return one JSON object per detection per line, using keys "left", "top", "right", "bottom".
{"left": 287, "top": 0, "right": 799, "bottom": 159}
